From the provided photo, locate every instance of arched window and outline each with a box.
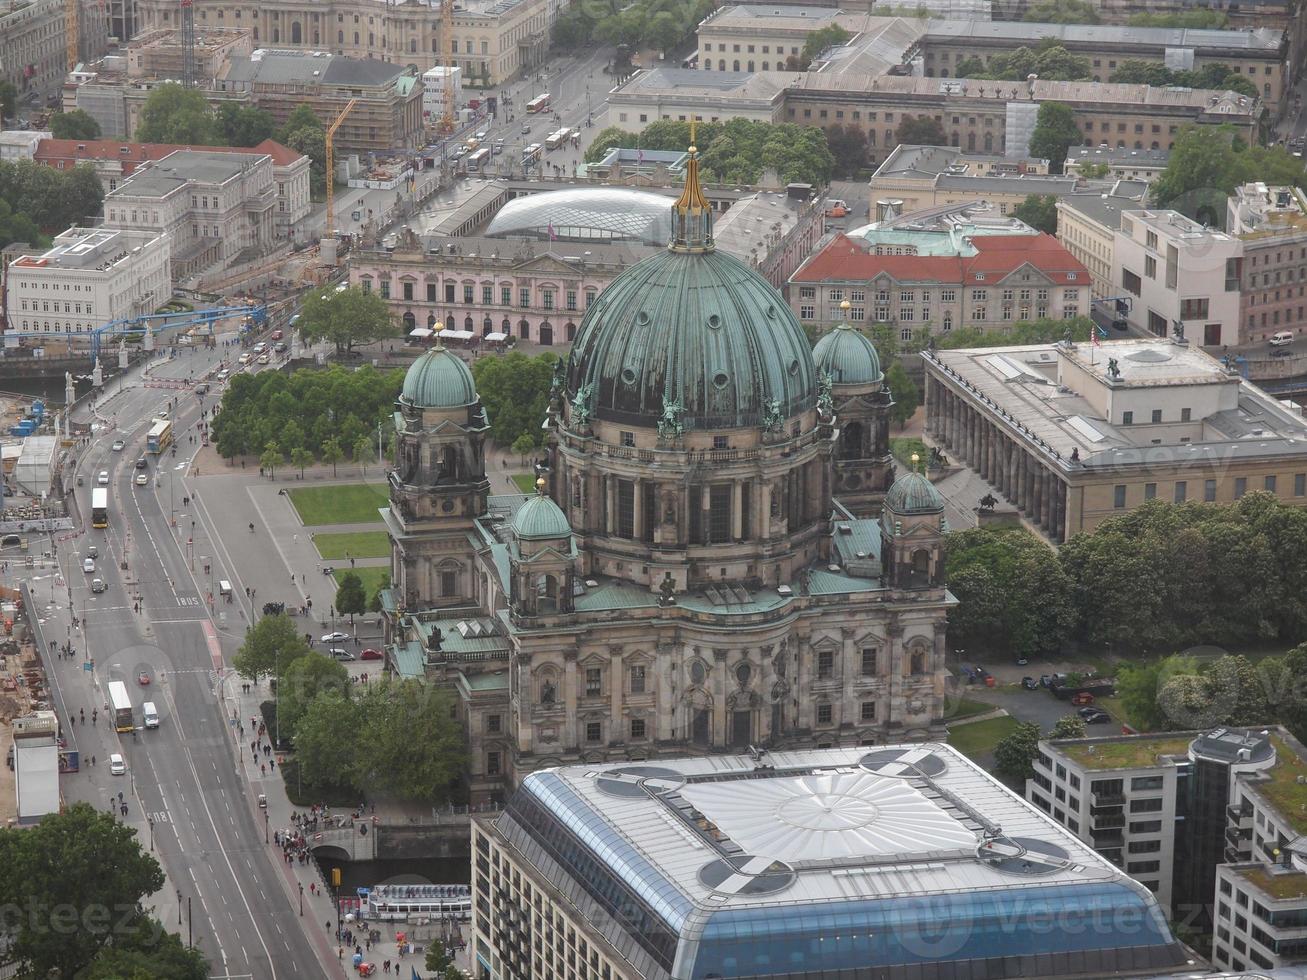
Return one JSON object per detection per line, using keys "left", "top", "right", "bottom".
{"left": 732, "top": 60, "right": 740, "bottom": 70}
{"left": 427, "top": 313, "right": 436, "bottom": 328}
{"left": 483, "top": 316, "right": 493, "bottom": 336}
{"left": 271, "top": 27, "right": 279, "bottom": 42}
{"left": 290, "top": 21, "right": 301, "bottom": 43}
{"left": 446, "top": 314, "right": 455, "bottom": 329}
{"left": 718, "top": 60, "right": 725, "bottom": 70}
{"left": 464, "top": 315, "right": 473, "bottom": 331}
{"left": 338, "top": 30, "right": 343, "bottom": 43}
{"left": 840, "top": 420, "right": 863, "bottom": 461}
{"left": 539, "top": 322, "right": 553, "bottom": 345}
{"left": 565, "top": 321, "right": 576, "bottom": 341}
{"left": 909, "top": 647, "right": 927, "bottom": 675}
{"left": 402, "top": 311, "right": 416, "bottom": 330}
{"left": 536, "top": 574, "right": 559, "bottom": 613}
{"left": 502, "top": 317, "right": 511, "bottom": 333}
{"left": 518, "top": 319, "right": 530, "bottom": 340}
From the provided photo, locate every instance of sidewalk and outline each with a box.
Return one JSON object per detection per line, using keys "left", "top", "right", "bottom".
{"left": 220, "top": 671, "right": 474, "bottom": 977}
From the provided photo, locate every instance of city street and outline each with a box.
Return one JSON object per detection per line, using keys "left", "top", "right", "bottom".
{"left": 39, "top": 334, "right": 340, "bottom": 979}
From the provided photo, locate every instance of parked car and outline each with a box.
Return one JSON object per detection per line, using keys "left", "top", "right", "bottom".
{"left": 1021, "top": 676, "right": 1038, "bottom": 690}
{"left": 273, "top": 342, "right": 288, "bottom": 354}
{"left": 238, "top": 352, "right": 252, "bottom": 364}
{"left": 1015, "top": 657, "right": 1029, "bottom": 666}
{"left": 135, "top": 456, "right": 148, "bottom": 470}
{"left": 109, "top": 753, "right": 126, "bottom": 775}
{"left": 321, "top": 631, "right": 350, "bottom": 643}
{"left": 257, "top": 353, "right": 271, "bottom": 364}
{"left": 111, "top": 439, "right": 125, "bottom": 452}
{"left": 91, "top": 578, "right": 106, "bottom": 593}
{"left": 96, "top": 471, "right": 109, "bottom": 486}
{"left": 360, "top": 648, "right": 383, "bottom": 661}
{"left": 329, "top": 648, "right": 356, "bottom": 661}
{"left": 1079, "top": 707, "right": 1111, "bottom": 724}
{"left": 138, "top": 670, "right": 150, "bottom": 686}
{"left": 134, "top": 472, "right": 149, "bottom": 486}
{"left": 82, "top": 557, "right": 95, "bottom": 573}
{"left": 1040, "top": 674, "right": 1053, "bottom": 688}
{"left": 86, "top": 545, "right": 98, "bottom": 558}
{"left": 1071, "top": 692, "right": 1096, "bottom": 706}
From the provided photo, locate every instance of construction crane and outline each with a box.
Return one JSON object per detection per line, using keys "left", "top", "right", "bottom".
{"left": 440, "top": 0, "right": 455, "bottom": 133}
{"left": 65, "top": 0, "right": 78, "bottom": 70}
{"left": 324, "top": 98, "right": 358, "bottom": 239}
{"left": 180, "top": 0, "right": 196, "bottom": 88}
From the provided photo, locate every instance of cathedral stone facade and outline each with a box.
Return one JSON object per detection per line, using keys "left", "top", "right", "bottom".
{"left": 380, "top": 147, "right": 954, "bottom": 803}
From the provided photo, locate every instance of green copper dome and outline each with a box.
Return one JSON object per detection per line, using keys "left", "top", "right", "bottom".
{"left": 813, "top": 322, "right": 883, "bottom": 386}
{"left": 566, "top": 247, "right": 816, "bottom": 429}
{"left": 401, "top": 346, "right": 477, "bottom": 409}
{"left": 885, "top": 471, "right": 945, "bottom": 515}
{"left": 512, "top": 492, "right": 572, "bottom": 540}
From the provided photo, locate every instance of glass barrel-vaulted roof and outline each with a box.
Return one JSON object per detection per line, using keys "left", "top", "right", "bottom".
{"left": 484, "top": 188, "right": 673, "bottom": 245}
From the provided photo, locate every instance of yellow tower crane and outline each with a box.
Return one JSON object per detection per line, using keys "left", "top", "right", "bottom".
{"left": 440, "top": 0, "right": 455, "bottom": 133}
{"left": 65, "top": 0, "right": 78, "bottom": 70}
{"left": 324, "top": 98, "right": 358, "bottom": 240}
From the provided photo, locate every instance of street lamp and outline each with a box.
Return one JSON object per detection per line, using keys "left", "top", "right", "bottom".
{"left": 148, "top": 815, "right": 154, "bottom": 851}
{"left": 263, "top": 809, "right": 269, "bottom": 845}
{"left": 177, "top": 889, "right": 182, "bottom": 926}
{"left": 299, "top": 882, "right": 304, "bottom": 917}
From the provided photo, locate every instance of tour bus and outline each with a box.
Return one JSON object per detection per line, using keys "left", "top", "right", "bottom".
{"left": 526, "top": 93, "right": 551, "bottom": 114}
{"left": 146, "top": 418, "right": 172, "bottom": 454}
{"left": 544, "top": 129, "right": 569, "bottom": 151}
{"left": 91, "top": 487, "right": 109, "bottom": 529}
{"left": 107, "top": 680, "right": 133, "bottom": 732}
{"left": 466, "top": 147, "right": 491, "bottom": 173}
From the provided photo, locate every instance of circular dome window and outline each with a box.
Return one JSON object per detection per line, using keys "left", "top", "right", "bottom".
{"left": 636, "top": 310, "right": 650, "bottom": 326}
{"left": 713, "top": 371, "right": 729, "bottom": 389}
{"left": 707, "top": 313, "right": 722, "bottom": 330}
{"left": 621, "top": 368, "right": 637, "bottom": 385}
{"left": 788, "top": 360, "right": 800, "bottom": 376}
{"left": 766, "top": 305, "right": 777, "bottom": 319}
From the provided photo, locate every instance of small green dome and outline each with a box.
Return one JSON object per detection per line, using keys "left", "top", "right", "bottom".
{"left": 401, "top": 347, "right": 477, "bottom": 409}
{"left": 885, "top": 471, "right": 944, "bottom": 515}
{"left": 813, "top": 322, "right": 883, "bottom": 386}
{"left": 512, "top": 492, "right": 572, "bottom": 540}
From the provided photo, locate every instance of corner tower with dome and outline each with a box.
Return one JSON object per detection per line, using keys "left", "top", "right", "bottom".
{"left": 378, "top": 141, "right": 954, "bottom": 804}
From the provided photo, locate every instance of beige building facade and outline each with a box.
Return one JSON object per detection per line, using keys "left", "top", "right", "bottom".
{"left": 924, "top": 339, "right": 1307, "bottom": 542}
{"left": 133, "top": 0, "right": 553, "bottom": 84}
{"left": 1056, "top": 187, "right": 1150, "bottom": 300}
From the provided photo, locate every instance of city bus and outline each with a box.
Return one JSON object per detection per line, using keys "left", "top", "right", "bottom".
{"left": 466, "top": 147, "right": 490, "bottom": 173}
{"left": 107, "top": 680, "right": 133, "bottom": 732}
{"left": 91, "top": 488, "right": 108, "bottom": 529}
{"left": 526, "top": 93, "right": 551, "bottom": 114}
{"left": 146, "top": 418, "right": 172, "bottom": 454}
{"left": 523, "top": 143, "right": 542, "bottom": 164}
{"left": 544, "top": 129, "right": 569, "bottom": 151}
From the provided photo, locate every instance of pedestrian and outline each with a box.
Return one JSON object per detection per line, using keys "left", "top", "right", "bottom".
{"left": 260, "top": 762, "right": 266, "bottom": 775}
{"left": 91, "top": 755, "right": 96, "bottom": 767}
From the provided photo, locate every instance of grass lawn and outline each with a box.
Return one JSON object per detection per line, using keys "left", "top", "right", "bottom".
{"left": 288, "top": 483, "right": 388, "bottom": 525}
{"left": 890, "top": 437, "right": 928, "bottom": 468}
{"left": 946, "top": 716, "right": 1020, "bottom": 761}
{"left": 511, "top": 473, "right": 538, "bottom": 493}
{"left": 1058, "top": 735, "right": 1193, "bottom": 770}
{"left": 312, "top": 531, "right": 390, "bottom": 560}
{"left": 947, "top": 696, "right": 997, "bottom": 721}
{"left": 333, "top": 565, "right": 390, "bottom": 600}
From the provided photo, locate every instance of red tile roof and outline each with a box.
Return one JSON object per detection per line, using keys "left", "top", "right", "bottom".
{"left": 34, "top": 138, "right": 306, "bottom": 172}
{"left": 793, "top": 232, "right": 1089, "bottom": 287}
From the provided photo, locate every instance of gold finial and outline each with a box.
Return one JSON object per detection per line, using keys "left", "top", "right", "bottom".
{"left": 689, "top": 115, "right": 697, "bottom": 151}
{"left": 535, "top": 477, "right": 546, "bottom": 493}
{"left": 840, "top": 299, "right": 851, "bottom": 312}
{"left": 672, "top": 115, "right": 713, "bottom": 251}
{"left": 910, "top": 452, "right": 921, "bottom": 473}
{"left": 432, "top": 320, "right": 445, "bottom": 351}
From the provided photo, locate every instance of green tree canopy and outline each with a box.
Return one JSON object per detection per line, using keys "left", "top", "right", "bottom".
{"left": 937, "top": 316, "right": 1092, "bottom": 350}
{"left": 1155, "top": 125, "right": 1306, "bottom": 225}
{"left": 994, "top": 721, "right": 1043, "bottom": 782}
{"left": 0, "top": 803, "right": 178, "bottom": 978}
{"left": 1028, "top": 101, "right": 1082, "bottom": 173}
{"left": 1023, "top": 0, "right": 1098, "bottom": 22}
{"left": 0, "top": 159, "right": 104, "bottom": 243}
{"left": 294, "top": 690, "right": 363, "bottom": 789}
{"left": 885, "top": 361, "right": 919, "bottom": 428}
{"left": 801, "top": 24, "right": 851, "bottom": 65}
{"left": 233, "top": 612, "right": 312, "bottom": 681}
{"left": 278, "top": 652, "right": 350, "bottom": 738}
{"left": 1013, "top": 193, "right": 1059, "bottom": 234}
{"left": 471, "top": 350, "right": 560, "bottom": 449}
{"left": 136, "top": 83, "right": 225, "bottom": 145}
{"left": 50, "top": 109, "right": 102, "bottom": 140}
{"left": 335, "top": 571, "right": 367, "bottom": 623}
{"left": 824, "top": 124, "right": 869, "bottom": 177}
{"left": 279, "top": 104, "right": 324, "bottom": 141}
{"left": 296, "top": 285, "right": 399, "bottom": 355}
{"left": 956, "top": 45, "right": 1090, "bottom": 83}
{"left": 290, "top": 446, "right": 313, "bottom": 478}
{"left": 1049, "top": 715, "right": 1087, "bottom": 740}
{"left": 945, "top": 527, "right": 1076, "bottom": 658}
{"left": 583, "top": 125, "right": 638, "bottom": 163}
{"left": 0, "top": 81, "right": 15, "bottom": 121}
{"left": 284, "top": 125, "right": 327, "bottom": 195}
{"left": 1127, "top": 9, "right": 1226, "bottom": 27}
{"left": 218, "top": 103, "right": 276, "bottom": 147}
{"left": 356, "top": 680, "right": 466, "bottom": 800}
{"left": 894, "top": 115, "right": 948, "bottom": 147}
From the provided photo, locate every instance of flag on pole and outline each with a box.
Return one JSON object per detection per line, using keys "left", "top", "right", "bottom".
{"left": 547, "top": 222, "right": 556, "bottom": 241}
{"left": 1092, "top": 324, "right": 1106, "bottom": 346}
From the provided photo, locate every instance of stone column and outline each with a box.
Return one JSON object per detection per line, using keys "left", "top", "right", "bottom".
{"left": 732, "top": 480, "right": 744, "bottom": 541}
{"left": 563, "top": 651, "right": 578, "bottom": 751}
{"left": 1032, "top": 461, "right": 1044, "bottom": 525}
{"left": 759, "top": 481, "right": 772, "bottom": 539}
{"left": 632, "top": 478, "right": 643, "bottom": 542}
{"left": 701, "top": 484, "right": 712, "bottom": 546}
{"left": 604, "top": 475, "right": 615, "bottom": 536}
{"left": 610, "top": 648, "right": 624, "bottom": 741}
{"left": 712, "top": 651, "right": 728, "bottom": 748}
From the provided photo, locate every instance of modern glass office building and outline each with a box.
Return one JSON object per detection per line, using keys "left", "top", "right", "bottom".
{"left": 470, "top": 745, "right": 1192, "bottom": 979}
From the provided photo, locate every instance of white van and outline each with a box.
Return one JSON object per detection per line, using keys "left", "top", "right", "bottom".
{"left": 219, "top": 580, "right": 233, "bottom": 598}
{"left": 142, "top": 701, "right": 159, "bottom": 729}
{"left": 1270, "top": 330, "right": 1295, "bottom": 347}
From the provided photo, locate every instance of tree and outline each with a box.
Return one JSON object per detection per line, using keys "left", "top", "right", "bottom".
{"left": 279, "top": 105, "right": 324, "bottom": 141}
{"left": 278, "top": 653, "right": 350, "bottom": 738}
{"left": 136, "top": 83, "right": 224, "bottom": 145}
{"left": 356, "top": 680, "right": 466, "bottom": 800}
{"left": 511, "top": 433, "right": 536, "bottom": 466}
{"left": 801, "top": 24, "right": 851, "bottom": 65}
{"left": 471, "top": 351, "right": 559, "bottom": 450}
{"left": 0, "top": 81, "right": 16, "bottom": 121}
{"left": 1013, "top": 193, "right": 1058, "bottom": 234}
{"left": 551, "top": 4, "right": 596, "bottom": 49}
{"left": 885, "top": 361, "right": 919, "bottom": 428}
{"left": 1049, "top": 715, "right": 1086, "bottom": 740}
{"left": 1028, "top": 101, "right": 1082, "bottom": 173}
{"left": 1108, "top": 60, "right": 1177, "bottom": 87}
{"left": 335, "top": 571, "right": 367, "bottom": 625}
{"left": 583, "top": 125, "right": 638, "bottom": 163}
{"left": 297, "top": 285, "right": 398, "bottom": 355}
{"left": 218, "top": 102, "right": 276, "bottom": 147}
{"left": 646, "top": 10, "right": 681, "bottom": 53}
{"left": 1023, "top": 0, "right": 1098, "bottom": 22}
{"left": 50, "top": 109, "right": 101, "bottom": 140}
{"left": 294, "top": 691, "right": 363, "bottom": 790}
{"left": 1128, "top": 9, "right": 1226, "bottom": 27}
{"left": 284, "top": 126, "right": 327, "bottom": 196}
{"left": 945, "top": 527, "right": 1076, "bottom": 659}
{"left": 1153, "top": 125, "right": 1307, "bottom": 226}
{"left": 0, "top": 803, "right": 168, "bottom": 978}
{"left": 425, "top": 943, "right": 464, "bottom": 980}
{"left": 993, "top": 721, "right": 1042, "bottom": 782}
{"left": 824, "top": 124, "right": 869, "bottom": 178}
{"left": 368, "top": 572, "right": 391, "bottom": 613}
{"left": 321, "top": 436, "right": 344, "bottom": 476}
{"left": 81, "top": 929, "right": 208, "bottom": 980}
{"left": 260, "top": 441, "right": 283, "bottom": 479}
{"left": 1115, "top": 658, "right": 1177, "bottom": 732}
{"left": 233, "top": 613, "right": 312, "bottom": 681}
{"left": 894, "top": 115, "right": 948, "bottom": 147}
{"left": 290, "top": 446, "right": 313, "bottom": 479}
{"left": 353, "top": 434, "right": 374, "bottom": 475}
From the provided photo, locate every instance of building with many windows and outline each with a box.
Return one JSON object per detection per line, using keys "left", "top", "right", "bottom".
{"left": 378, "top": 146, "right": 939, "bottom": 803}
{"left": 472, "top": 745, "right": 1191, "bottom": 980}
{"left": 4, "top": 227, "right": 171, "bottom": 337}
{"left": 788, "top": 231, "right": 1089, "bottom": 334}
{"left": 1226, "top": 182, "right": 1307, "bottom": 348}
{"left": 922, "top": 338, "right": 1307, "bottom": 541}
{"left": 1055, "top": 184, "right": 1152, "bottom": 299}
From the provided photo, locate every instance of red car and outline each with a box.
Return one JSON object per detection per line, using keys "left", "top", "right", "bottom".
{"left": 360, "top": 648, "right": 383, "bottom": 661}
{"left": 1071, "top": 692, "right": 1094, "bottom": 706}
{"left": 138, "top": 670, "right": 151, "bottom": 686}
